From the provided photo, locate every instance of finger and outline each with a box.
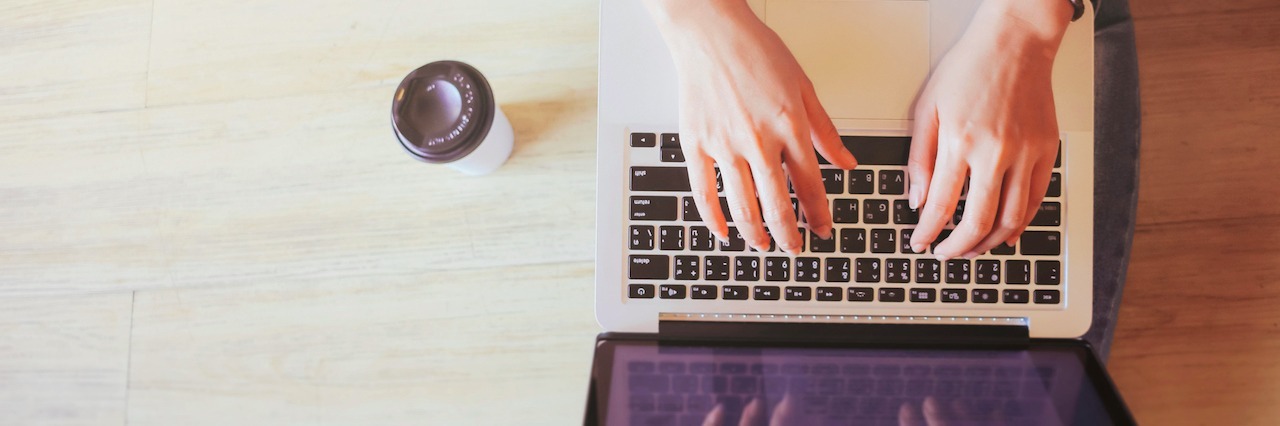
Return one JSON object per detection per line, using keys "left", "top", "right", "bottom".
{"left": 898, "top": 401, "right": 924, "bottom": 426}
{"left": 934, "top": 161, "right": 1003, "bottom": 259}
{"left": 748, "top": 155, "right": 803, "bottom": 254}
{"left": 739, "top": 397, "right": 765, "bottom": 426}
{"left": 720, "top": 156, "right": 771, "bottom": 251}
{"left": 970, "top": 165, "right": 1031, "bottom": 256}
{"left": 769, "top": 393, "right": 798, "bottom": 426}
{"left": 686, "top": 146, "right": 730, "bottom": 241}
{"left": 909, "top": 145, "right": 966, "bottom": 254}
{"left": 782, "top": 140, "right": 833, "bottom": 240}
{"left": 922, "top": 397, "right": 951, "bottom": 426}
{"left": 908, "top": 101, "right": 940, "bottom": 210}
{"left": 702, "top": 404, "right": 725, "bottom": 426}
{"left": 803, "top": 81, "right": 857, "bottom": 170}
{"left": 1006, "top": 159, "right": 1055, "bottom": 247}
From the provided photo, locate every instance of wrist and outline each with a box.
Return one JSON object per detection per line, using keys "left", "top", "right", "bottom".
{"left": 643, "top": 0, "right": 758, "bottom": 42}
{"left": 970, "top": 0, "right": 1073, "bottom": 58}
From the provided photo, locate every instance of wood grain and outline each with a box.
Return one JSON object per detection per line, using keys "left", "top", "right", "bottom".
{"left": 0, "top": 293, "right": 133, "bottom": 426}
{"left": 126, "top": 262, "right": 597, "bottom": 426}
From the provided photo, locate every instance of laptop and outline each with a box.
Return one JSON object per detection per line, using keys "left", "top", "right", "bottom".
{"left": 590, "top": 0, "right": 1131, "bottom": 423}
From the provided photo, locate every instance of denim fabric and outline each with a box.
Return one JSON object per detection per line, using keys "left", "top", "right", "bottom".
{"left": 1081, "top": 0, "right": 1141, "bottom": 361}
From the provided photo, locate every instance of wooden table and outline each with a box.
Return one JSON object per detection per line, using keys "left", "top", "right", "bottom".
{"left": 1, "top": 1, "right": 1276, "bottom": 424}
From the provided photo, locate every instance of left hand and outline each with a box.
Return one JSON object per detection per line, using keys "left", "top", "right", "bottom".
{"left": 907, "top": 0, "right": 1075, "bottom": 259}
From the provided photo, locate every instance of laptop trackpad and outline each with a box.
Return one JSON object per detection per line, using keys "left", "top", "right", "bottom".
{"left": 763, "top": 0, "right": 931, "bottom": 121}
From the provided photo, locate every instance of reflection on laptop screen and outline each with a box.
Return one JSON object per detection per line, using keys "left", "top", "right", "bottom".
{"left": 602, "top": 342, "right": 1117, "bottom": 426}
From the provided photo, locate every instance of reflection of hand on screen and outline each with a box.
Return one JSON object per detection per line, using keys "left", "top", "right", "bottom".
{"left": 898, "top": 396, "right": 1011, "bottom": 426}
{"left": 701, "top": 392, "right": 802, "bottom": 426}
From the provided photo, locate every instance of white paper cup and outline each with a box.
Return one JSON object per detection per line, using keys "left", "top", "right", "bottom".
{"left": 391, "top": 61, "right": 514, "bottom": 175}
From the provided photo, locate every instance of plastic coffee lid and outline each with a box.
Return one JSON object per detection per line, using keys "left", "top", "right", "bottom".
{"left": 391, "top": 61, "right": 496, "bottom": 163}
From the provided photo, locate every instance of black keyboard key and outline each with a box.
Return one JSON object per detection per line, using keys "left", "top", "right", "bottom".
{"left": 1036, "top": 260, "right": 1061, "bottom": 284}
{"left": 754, "top": 286, "right": 781, "bottom": 300}
{"left": 848, "top": 287, "right": 874, "bottom": 302}
{"left": 1047, "top": 173, "right": 1062, "bottom": 197}
{"left": 658, "top": 226, "right": 684, "bottom": 251}
{"left": 1055, "top": 141, "right": 1062, "bottom": 167}
{"left": 659, "top": 284, "right": 687, "bottom": 299}
{"left": 689, "top": 226, "right": 715, "bottom": 251}
{"left": 673, "top": 255, "right": 699, "bottom": 280}
{"left": 657, "top": 394, "right": 684, "bottom": 412}
{"left": 886, "top": 258, "right": 910, "bottom": 283}
{"left": 825, "top": 258, "right": 851, "bottom": 282}
{"left": 991, "top": 242, "right": 1016, "bottom": 255}
{"left": 660, "top": 148, "right": 684, "bottom": 162}
{"left": 631, "top": 168, "right": 690, "bottom": 192}
{"left": 720, "top": 227, "right": 746, "bottom": 251}
{"left": 1007, "top": 260, "right": 1031, "bottom": 284}
{"left": 785, "top": 286, "right": 812, "bottom": 301}
{"left": 952, "top": 200, "right": 966, "bottom": 225}
{"left": 893, "top": 200, "right": 919, "bottom": 225}
{"left": 629, "top": 255, "right": 669, "bottom": 279}
{"left": 631, "top": 133, "right": 656, "bottom": 147}
{"left": 878, "top": 288, "right": 906, "bottom": 302}
{"left": 821, "top": 169, "right": 845, "bottom": 194}
{"left": 840, "top": 228, "right": 867, "bottom": 253}
{"left": 946, "top": 259, "right": 971, "bottom": 284}
{"left": 1003, "top": 289, "right": 1030, "bottom": 304}
{"left": 809, "top": 229, "right": 835, "bottom": 253}
{"left": 723, "top": 285, "right": 749, "bottom": 300}
{"left": 975, "top": 260, "right": 1001, "bottom": 284}
{"left": 972, "top": 289, "right": 999, "bottom": 304}
{"left": 795, "top": 257, "right": 821, "bottom": 282}
{"left": 941, "top": 289, "right": 967, "bottom": 303}
{"left": 704, "top": 256, "right": 730, "bottom": 281}
{"left": 682, "top": 197, "right": 700, "bottom": 221}
{"left": 910, "top": 288, "right": 936, "bottom": 302}
{"left": 915, "top": 259, "right": 941, "bottom": 283}
{"left": 849, "top": 170, "right": 875, "bottom": 194}
{"left": 661, "top": 133, "right": 680, "bottom": 148}
{"left": 833, "top": 198, "right": 859, "bottom": 223}
{"left": 816, "top": 287, "right": 842, "bottom": 301}
{"left": 855, "top": 258, "right": 881, "bottom": 283}
{"left": 930, "top": 229, "right": 952, "bottom": 252}
{"left": 764, "top": 257, "right": 791, "bottom": 281}
{"left": 715, "top": 168, "right": 724, "bottom": 193}
{"left": 630, "top": 225, "right": 655, "bottom": 250}
{"left": 871, "top": 228, "right": 896, "bottom": 253}
{"left": 691, "top": 285, "right": 717, "bottom": 299}
{"left": 630, "top": 196, "right": 678, "bottom": 221}
{"left": 863, "top": 199, "right": 889, "bottom": 224}
{"left": 879, "top": 170, "right": 906, "bottom": 195}
{"left": 1031, "top": 202, "right": 1062, "bottom": 227}
{"left": 841, "top": 136, "right": 910, "bottom": 165}
{"left": 735, "top": 256, "right": 761, "bottom": 281}
{"left": 1020, "top": 232, "right": 1061, "bottom": 255}
{"left": 629, "top": 284, "right": 655, "bottom": 299}
{"left": 1035, "top": 290, "right": 1061, "bottom": 304}
{"left": 718, "top": 197, "right": 732, "bottom": 222}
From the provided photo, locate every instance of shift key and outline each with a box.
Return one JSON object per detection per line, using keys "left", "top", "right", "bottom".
{"left": 1020, "top": 231, "right": 1061, "bottom": 256}
{"left": 631, "top": 167, "right": 691, "bottom": 192}
{"left": 631, "top": 196, "right": 678, "bottom": 221}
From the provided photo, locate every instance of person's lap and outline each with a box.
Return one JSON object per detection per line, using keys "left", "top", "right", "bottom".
{"left": 1084, "top": 0, "right": 1140, "bottom": 360}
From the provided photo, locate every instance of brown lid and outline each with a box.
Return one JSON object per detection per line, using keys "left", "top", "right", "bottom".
{"left": 391, "top": 61, "right": 495, "bottom": 163}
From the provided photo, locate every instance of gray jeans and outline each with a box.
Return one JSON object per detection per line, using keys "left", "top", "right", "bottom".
{"left": 1082, "top": 0, "right": 1141, "bottom": 361}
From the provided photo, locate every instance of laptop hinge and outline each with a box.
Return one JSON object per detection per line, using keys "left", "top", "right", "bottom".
{"left": 657, "top": 313, "right": 1030, "bottom": 348}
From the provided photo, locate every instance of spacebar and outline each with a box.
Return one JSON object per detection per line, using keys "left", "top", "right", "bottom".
{"left": 818, "top": 136, "right": 911, "bottom": 166}
{"left": 631, "top": 167, "right": 691, "bottom": 192}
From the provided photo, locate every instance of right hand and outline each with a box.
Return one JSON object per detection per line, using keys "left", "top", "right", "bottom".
{"left": 643, "top": 0, "right": 858, "bottom": 253}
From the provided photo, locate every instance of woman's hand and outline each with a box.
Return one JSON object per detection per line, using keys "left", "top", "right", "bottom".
{"left": 907, "top": 0, "right": 1074, "bottom": 259}
{"left": 644, "top": 0, "right": 857, "bottom": 254}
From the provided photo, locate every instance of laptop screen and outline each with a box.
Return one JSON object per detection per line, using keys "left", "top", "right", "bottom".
{"left": 586, "top": 336, "right": 1132, "bottom": 425}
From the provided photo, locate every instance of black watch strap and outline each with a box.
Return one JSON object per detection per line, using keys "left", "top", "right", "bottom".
{"left": 1067, "top": 0, "right": 1085, "bottom": 21}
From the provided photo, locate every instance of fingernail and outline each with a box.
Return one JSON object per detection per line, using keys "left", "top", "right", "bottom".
{"left": 909, "top": 185, "right": 921, "bottom": 209}
{"left": 911, "top": 243, "right": 925, "bottom": 254}
{"left": 935, "top": 252, "right": 951, "bottom": 261}
{"left": 961, "top": 251, "right": 980, "bottom": 259}
{"left": 815, "top": 225, "right": 833, "bottom": 240}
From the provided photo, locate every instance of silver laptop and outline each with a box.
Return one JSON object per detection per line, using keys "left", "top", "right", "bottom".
{"left": 595, "top": 0, "right": 1095, "bottom": 339}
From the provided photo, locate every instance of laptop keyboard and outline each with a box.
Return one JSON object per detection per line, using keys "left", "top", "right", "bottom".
{"left": 624, "top": 357, "right": 1059, "bottom": 426}
{"left": 624, "top": 133, "right": 1065, "bottom": 307}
